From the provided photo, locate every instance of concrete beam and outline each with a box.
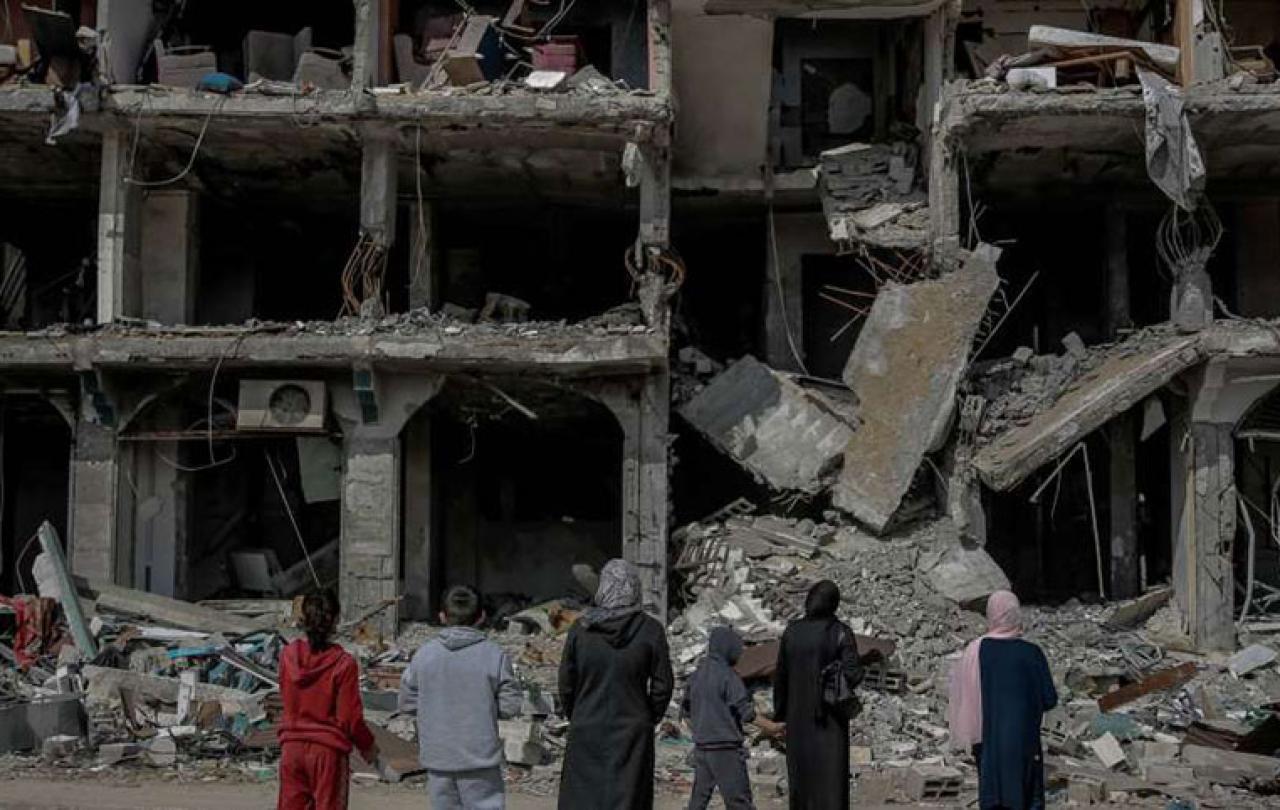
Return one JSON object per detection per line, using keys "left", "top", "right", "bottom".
{"left": 648, "top": 0, "right": 673, "bottom": 95}
{"left": 0, "top": 330, "right": 668, "bottom": 376}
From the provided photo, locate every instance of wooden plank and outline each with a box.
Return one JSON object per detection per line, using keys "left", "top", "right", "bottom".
{"left": 1177, "top": 0, "right": 1195, "bottom": 87}
{"left": 1097, "top": 662, "right": 1197, "bottom": 712}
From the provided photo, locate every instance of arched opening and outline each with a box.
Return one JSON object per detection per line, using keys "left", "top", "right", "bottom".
{"left": 118, "top": 373, "right": 342, "bottom": 599}
{"left": 401, "top": 377, "right": 623, "bottom": 620}
{"left": 1233, "top": 383, "right": 1280, "bottom": 621}
{"left": 0, "top": 393, "right": 72, "bottom": 594}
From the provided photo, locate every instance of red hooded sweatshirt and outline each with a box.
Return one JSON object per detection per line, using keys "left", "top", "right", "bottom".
{"left": 277, "top": 639, "right": 375, "bottom": 756}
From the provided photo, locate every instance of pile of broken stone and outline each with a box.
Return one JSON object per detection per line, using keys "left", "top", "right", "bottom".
{"left": 2, "top": 511, "right": 1280, "bottom": 805}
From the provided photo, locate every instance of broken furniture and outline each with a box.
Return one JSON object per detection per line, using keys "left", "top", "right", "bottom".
{"left": 243, "top": 26, "right": 348, "bottom": 88}
{"left": 441, "top": 16, "right": 504, "bottom": 86}
{"left": 155, "top": 42, "right": 217, "bottom": 89}
{"left": 532, "top": 36, "right": 583, "bottom": 73}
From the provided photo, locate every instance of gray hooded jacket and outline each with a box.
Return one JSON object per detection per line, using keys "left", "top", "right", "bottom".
{"left": 682, "top": 626, "right": 756, "bottom": 749}
{"left": 398, "top": 626, "right": 522, "bottom": 771}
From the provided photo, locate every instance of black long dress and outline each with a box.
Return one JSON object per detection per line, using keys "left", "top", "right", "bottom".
{"left": 976, "top": 638, "right": 1058, "bottom": 810}
{"left": 557, "top": 612, "right": 674, "bottom": 810}
{"left": 774, "top": 617, "right": 862, "bottom": 810}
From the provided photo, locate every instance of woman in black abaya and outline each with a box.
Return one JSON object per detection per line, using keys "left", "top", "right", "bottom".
{"left": 774, "top": 580, "right": 863, "bottom": 810}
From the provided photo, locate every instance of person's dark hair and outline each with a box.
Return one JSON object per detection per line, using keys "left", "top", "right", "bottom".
{"left": 442, "top": 585, "right": 482, "bottom": 626}
{"left": 302, "top": 589, "right": 340, "bottom": 650}
{"left": 804, "top": 580, "right": 841, "bottom": 619}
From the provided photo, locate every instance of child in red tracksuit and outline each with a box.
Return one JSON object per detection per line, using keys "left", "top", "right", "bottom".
{"left": 278, "top": 590, "right": 380, "bottom": 810}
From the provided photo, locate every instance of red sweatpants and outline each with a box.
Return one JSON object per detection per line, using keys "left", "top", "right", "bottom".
{"left": 278, "top": 741, "right": 351, "bottom": 810}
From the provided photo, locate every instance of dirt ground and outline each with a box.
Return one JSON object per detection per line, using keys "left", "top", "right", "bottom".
{"left": 0, "top": 775, "right": 798, "bottom": 809}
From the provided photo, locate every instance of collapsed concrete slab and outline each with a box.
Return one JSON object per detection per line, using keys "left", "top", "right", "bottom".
{"left": 831, "top": 244, "right": 1000, "bottom": 531}
{"left": 678, "top": 355, "right": 859, "bottom": 493}
{"left": 973, "top": 332, "right": 1203, "bottom": 491}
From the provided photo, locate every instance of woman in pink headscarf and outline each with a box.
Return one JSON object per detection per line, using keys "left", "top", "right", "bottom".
{"left": 948, "top": 590, "right": 1057, "bottom": 810}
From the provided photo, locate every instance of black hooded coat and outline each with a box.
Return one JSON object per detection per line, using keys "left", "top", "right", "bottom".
{"left": 557, "top": 611, "right": 674, "bottom": 810}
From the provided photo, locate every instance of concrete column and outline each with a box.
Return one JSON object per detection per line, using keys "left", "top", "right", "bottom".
{"left": 407, "top": 200, "right": 437, "bottom": 311}
{"left": 96, "top": 129, "right": 141, "bottom": 323}
{"left": 340, "top": 435, "right": 401, "bottom": 635}
{"left": 402, "top": 411, "right": 433, "bottom": 619}
{"left": 361, "top": 130, "right": 398, "bottom": 249}
{"left": 351, "top": 0, "right": 381, "bottom": 90}
{"left": 638, "top": 142, "right": 671, "bottom": 249}
{"left": 1109, "top": 417, "right": 1139, "bottom": 599}
{"left": 140, "top": 190, "right": 200, "bottom": 325}
{"left": 68, "top": 418, "right": 118, "bottom": 583}
{"left": 928, "top": 126, "right": 961, "bottom": 251}
{"left": 1172, "top": 421, "right": 1236, "bottom": 651}
{"left": 1105, "top": 206, "right": 1139, "bottom": 599}
{"left": 332, "top": 372, "right": 442, "bottom": 634}
{"left": 594, "top": 375, "right": 670, "bottom": 618}
{"left": 647, "top": 0, "right": 672, "bottom": 95}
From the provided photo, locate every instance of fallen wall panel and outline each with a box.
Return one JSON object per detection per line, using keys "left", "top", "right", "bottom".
{"left": 831, "top": 244, "right": 1000, "bottom": 531}
{"left": 678, "top": 355, "right": 859, "bottom": 493}
{"left": 973, "top": 334, "right": 1203, "bottom": 491}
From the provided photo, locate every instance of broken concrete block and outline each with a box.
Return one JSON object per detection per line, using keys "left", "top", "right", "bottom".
{"left": 678, "top": 356, "right": 858, "bottom": 493}
{"left": 41, "top": 734, "right": 80, "bottom": 761}
{"left": 1142, "top": 764, "right": 1194, "bottom": 787}
{"left": 904, "top": 765, "right": 962, "bottom": 802}
{"left": 920, "top": 539, "right": 1010, "bottom": 604}
{"left": 1183, "top": 744, "right": 1280, "bottom": 785}
{"left": 98, "top": 742, "right": 143, "bottom": 765}
{"left": 1227, "top": 643, "right": 1277, "bottom": 677}
{"left": 1061, "top": 331, "right": 1087, "bottom": 359}
{"left": 1087, "top": 733, "right": 1127, "bottom": 770}
{"left": 0, "top": 695, "right": 88, "bottom": 754}
{"left": 499, "top": 719, "right": 548, "bottom": 767}
{"left": 146, "top": 735, "right": 177, "bottom": 767}
{"left": 1067, "top": 773, "right": 1107, "bottom": 804}
{"left": 831, "top": 244, "right": 1000, "bottom": 530}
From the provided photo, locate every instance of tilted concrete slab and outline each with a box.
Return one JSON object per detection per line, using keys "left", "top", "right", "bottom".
{"left": 973, "top": 333, "right": 1204, "bottom": 491}
{"left": 678, "top": 355, "right": 859, "bottom": 493}
{"left": 831, "top": 244, "right": 1000, "bottom": 531}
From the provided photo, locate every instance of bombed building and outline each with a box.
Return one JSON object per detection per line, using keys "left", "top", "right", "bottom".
{"left": 0, "top": 0, "right": 1279, "bottom": 722}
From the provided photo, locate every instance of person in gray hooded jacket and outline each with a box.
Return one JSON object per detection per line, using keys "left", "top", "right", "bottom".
{"left": 399, "top": 585, "right": 522, "bottom": 810}
{"left": 682, "top": 626, "right": 784, "bottom": 810}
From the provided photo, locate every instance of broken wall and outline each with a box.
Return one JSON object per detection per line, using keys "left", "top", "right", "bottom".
{"left": 671, "top": 0, "right": 772, "bottom": 178}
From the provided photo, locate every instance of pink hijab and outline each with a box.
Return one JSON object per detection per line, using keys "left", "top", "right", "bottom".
{"left": 947, "top": 589, "right": 1023, "bottom": 750}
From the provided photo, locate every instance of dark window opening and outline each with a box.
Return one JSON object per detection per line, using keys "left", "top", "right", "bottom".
{"left": 419, "top": 203, "right": 635, "bottom": 324}
{"left": 0, "top": 394, "right": 71, "bottom": 595}
{"left": 197, "top": 197, "right": 358, "bottom": 325}
{"left": 119, "top": 375, "right": 341, "bottom": 600}
{"left": 801, "top": 253, "right": 874, "bottom": 381}
{"left": 423, "top": 381, "right": 622, "bottom": 618}
{"left": 0, "top": 200, "right": 97, "bottom": 330}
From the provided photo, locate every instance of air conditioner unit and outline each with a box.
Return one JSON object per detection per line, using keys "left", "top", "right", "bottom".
{"left": 237, "top": 380, "right": 326, "bottom": 432}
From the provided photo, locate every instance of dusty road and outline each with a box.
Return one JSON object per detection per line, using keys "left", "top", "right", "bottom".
{"left": 0, "top": 777, "right": 798, "bottom": 809}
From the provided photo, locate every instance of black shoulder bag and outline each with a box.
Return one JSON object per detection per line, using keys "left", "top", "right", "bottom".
{"left": 819, "top": 621, "right": 862, "bottom": 721}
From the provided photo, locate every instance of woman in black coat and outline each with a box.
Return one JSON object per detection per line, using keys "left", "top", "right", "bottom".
{"left": 774, "top": 580, "right": 863, "bottom": 810}
{"left": 558, "top": 559, "right": 674, "bottom": 810}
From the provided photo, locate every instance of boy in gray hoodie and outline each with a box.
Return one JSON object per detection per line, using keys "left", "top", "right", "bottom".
{"left": 398, "top": 585, "right": 522, "bottom": 810}
{"left": 682, "top": 626, "right": 784, "bottom": 810}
